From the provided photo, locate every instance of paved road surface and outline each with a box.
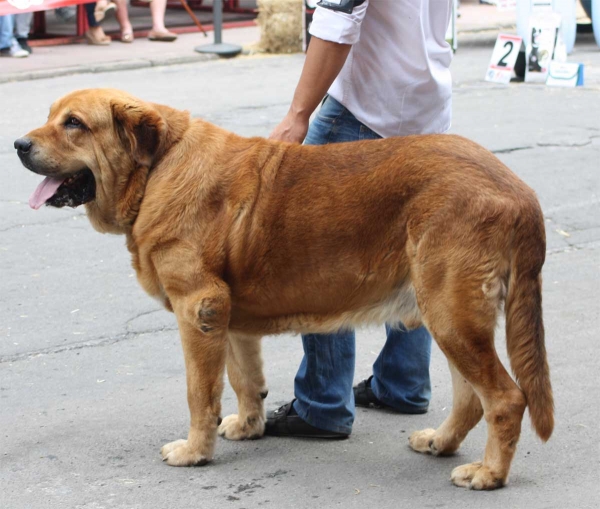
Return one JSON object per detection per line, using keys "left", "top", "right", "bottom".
{"left": 1, "top": 35, "right": 599, "bottom": 509}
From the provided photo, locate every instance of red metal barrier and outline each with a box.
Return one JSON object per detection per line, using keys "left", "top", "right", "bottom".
{"left": 0, "top": 0, "right": 256, "bottom": 46}
{"left": 130, "top": 0, "right": 255, "bottom": 14}
{"left": 1, "top": 0, "right": 92, "bottom": 40}
{"left": 0, "top": 0, "right": 93, "bottom": 16}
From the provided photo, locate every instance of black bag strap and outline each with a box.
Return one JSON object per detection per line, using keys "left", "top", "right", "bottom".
{"left": 317, "top": 0, "right": 367, "bottom": 15}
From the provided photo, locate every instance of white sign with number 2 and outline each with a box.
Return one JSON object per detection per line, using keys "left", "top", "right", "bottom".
{"left": 485, "top": 34, "right": 523, "bottom": 84}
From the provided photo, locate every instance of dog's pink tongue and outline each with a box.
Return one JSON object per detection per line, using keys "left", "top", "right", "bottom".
{"left": 29, "top": 177, "right": 64, "bottom": 210}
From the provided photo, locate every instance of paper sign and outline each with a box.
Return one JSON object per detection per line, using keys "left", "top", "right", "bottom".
{"left": 525, "top": 12, "right": 561, "bottom": 83}
{"left": 546, "top": 62, "right": 584, "bottom": 87}
{"left": 485, "top": 34, "right": 523, "bottom": 84}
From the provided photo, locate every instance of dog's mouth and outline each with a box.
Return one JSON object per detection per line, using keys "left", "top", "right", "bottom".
{"left": 29, "top": 168, "right": 96, "bottom": 210}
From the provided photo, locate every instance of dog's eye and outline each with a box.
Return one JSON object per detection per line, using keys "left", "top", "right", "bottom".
{"left": 65, "top": 117, "right": 83, "bottom": 128}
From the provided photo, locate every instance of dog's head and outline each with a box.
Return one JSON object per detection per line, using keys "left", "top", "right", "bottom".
{"left": 16, "top": 88, "right": 189, "bottom": 233}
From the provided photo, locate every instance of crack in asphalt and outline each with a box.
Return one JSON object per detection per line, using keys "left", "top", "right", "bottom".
{"left": 0, "top": 324, "right": 178, "bottom": 364}
{"left": 546, "top": 239, "right": 600, "bottom": 256}
{"left": 492, "top": 146, "right": 534, "bottom": 154}
{"left": 0, "top": 213, "right": 86, "bottom": 233}
{"left": 3, "top": 237, "right": 597, "bottom": 364}
{"left": 492, "top": 135, "right": 600, "bottom": 155}
{"left": 1, "top": 307, "right": 174, "bottom": 364}
{"left": 124, "top": 308, "right": 165, "bottom": 330}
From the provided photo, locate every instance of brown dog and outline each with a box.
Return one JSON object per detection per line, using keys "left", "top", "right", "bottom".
{"left": 15, "top": 89, "right": 553, "bottom": 490}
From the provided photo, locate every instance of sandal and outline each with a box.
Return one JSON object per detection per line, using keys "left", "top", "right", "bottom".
{"left": 94, "top": 1, "right": 116, "bottom": 23}
{"left": 148, "top": 30, "right": 177, "bottom": 42}
{"left": 121, "top": 30, "right": 134, "bottom": 43}
{"left": 85, "top": 29, "right": 111, "bottom": 46}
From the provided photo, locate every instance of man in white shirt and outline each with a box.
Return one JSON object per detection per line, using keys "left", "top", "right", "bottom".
{"left": 266, "top": 0, "right": 453, "bottom": 438}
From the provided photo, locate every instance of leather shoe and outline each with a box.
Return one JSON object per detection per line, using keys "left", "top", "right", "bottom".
{"left": 265, "top": 400, "right": 349, "bottom": 439}
{"left": 354, "top": 376, "right": 428, "bottom": 414}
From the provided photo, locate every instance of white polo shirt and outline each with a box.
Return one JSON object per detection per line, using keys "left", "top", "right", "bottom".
{"left": 309, "top": 0, "right": 453, "bottom": 137}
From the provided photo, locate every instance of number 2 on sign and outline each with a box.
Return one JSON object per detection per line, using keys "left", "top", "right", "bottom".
{"left": 485, "top": 34, "right": 522, "bottom": 84}
{"left": 497, "top": 41, "right": 514, "bottom": 67}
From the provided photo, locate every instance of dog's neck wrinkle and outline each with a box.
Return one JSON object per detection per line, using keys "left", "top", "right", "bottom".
{"left": 115, "top": 164, "right": 152, "bottom": 232}
{"left": 116, "top": 111, "right": 191, "bottom": 232}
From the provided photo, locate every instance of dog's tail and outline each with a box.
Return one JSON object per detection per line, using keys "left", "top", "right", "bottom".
{"left": 505, "top": 202, "right": 554, "bottom": 442}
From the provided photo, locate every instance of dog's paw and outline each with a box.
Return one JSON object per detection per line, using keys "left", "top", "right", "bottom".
{"left": 408, "top": 428, "right": 438, "bottom": 454}
{"left": 451, "top": 461, "right": 505, "bottom": 490}
{"left": 218, "top": 413, "right": 265, "bottom": 441}
{"left": 160, "top": 439, "right": 211, "bottom": 467}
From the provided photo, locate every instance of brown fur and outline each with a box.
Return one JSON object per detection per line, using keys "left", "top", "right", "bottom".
{"left": 19, "top": 89, "right": 553, "bottom": 489}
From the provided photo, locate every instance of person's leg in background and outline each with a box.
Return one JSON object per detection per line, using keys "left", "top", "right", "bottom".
{"left": 84, "top": 3, "right": 111, "bottom": 45}
{"left": 290, "top": 330, "right": 356, "bottom": 436}
{"left": 149, "top": 0, "right": 177, "bottom": 42}
{"left": 14, "top": 12, "right": 33, "bottom": 54}
{"left": 0, "top": 15, "right": 28, "bottom": 58}
{"left": 94, "top": 0, "right": 116, "bottom": 23}
{"left": 0, "top": 15, "right": 13, "bottom": 51}
{"left": 267, "top": 97, "right": 376, "bottom": 438}
{"left": 266, "top": 95, "right": 433, "bottom": 437}
{"left": 114, "top": 0, "right": 134, "bottom": 43}
{"left": 358, "top": 324, "right": 431, "bottom": 414}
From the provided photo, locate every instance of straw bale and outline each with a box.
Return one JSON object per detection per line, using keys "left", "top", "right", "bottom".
{"left": 257, "top": 0, "right": 303, "bottom": 54}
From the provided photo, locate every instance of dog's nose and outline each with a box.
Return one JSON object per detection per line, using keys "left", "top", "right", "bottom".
{"left": 14, "top": 137, "right": 32, "bottom": 154}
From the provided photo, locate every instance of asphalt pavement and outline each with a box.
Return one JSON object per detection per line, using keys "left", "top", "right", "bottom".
{"left": 1, "top": 33, "right": 599, "bottom": 509}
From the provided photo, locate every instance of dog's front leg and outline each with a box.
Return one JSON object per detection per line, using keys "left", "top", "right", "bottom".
{"left": 160, "top": 285, "right": 230, "bottom": 467}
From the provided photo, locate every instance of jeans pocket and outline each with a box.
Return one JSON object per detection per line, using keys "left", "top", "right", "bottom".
{"left": 317, "top": 95, "right": 346, "bottom": 122}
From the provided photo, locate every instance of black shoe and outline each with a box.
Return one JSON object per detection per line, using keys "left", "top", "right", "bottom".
{"left": 265, "top": 400, "right": 349, "bottom": 439}
{"left": 17, "top": 38, "right": 32, "bottom": 54}
{"left": 353, "top": 376, "right": 428, "bottom": 414}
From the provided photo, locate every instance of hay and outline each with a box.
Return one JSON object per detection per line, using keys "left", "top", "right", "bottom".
{"left": 256, "top": 0, "right": 303, "bottom": 54}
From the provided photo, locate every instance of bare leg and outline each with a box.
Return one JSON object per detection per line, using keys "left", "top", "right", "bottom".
{"left": 114, "top": 0, "right": 133, "bottom": 37}
{"left": 218, "top": 333, "right": 268, "bottom": 440}
{"left": 150, "top": 0, "right": 168, "bottom": 33}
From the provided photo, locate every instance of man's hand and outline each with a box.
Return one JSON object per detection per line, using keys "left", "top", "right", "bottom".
{"left": 269, "top": 111, "right": 310, "bottom": 144}
{"left": 269, "top": 36, "right": 351, "bottom": 144}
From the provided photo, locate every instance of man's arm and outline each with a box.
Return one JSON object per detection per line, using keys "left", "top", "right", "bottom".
{"left": 269, "top": 36, "right": 351, "bottom": 143}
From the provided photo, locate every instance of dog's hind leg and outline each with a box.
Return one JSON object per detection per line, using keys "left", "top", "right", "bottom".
{"left": 412, "top": 301, "right": 526, "bottom": 490}
{"left": 409, "top": 360, "right": 483, "bottom": 456}
{"left": 447, "top": 346, "right": 525, "bottom": 490}
{"left": 406, "top": 239, "right": 526, "bottom": 489}
{"left": 218, "top": 333, "right": 267, "bottom": 440}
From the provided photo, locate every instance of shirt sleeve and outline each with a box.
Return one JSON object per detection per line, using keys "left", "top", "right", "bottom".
{"left": 309, "top": 0, "right": 369, "bottom": 45}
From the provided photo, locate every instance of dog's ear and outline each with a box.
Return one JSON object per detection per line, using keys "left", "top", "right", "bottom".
{"left": 111, "top": 100, "right": 166, "bottom": 167}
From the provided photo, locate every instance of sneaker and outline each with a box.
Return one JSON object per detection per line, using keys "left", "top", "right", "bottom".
{"left": 265, "top": 400, "right": 349, "bottom": 439}
{"left": 16, "top": 38, "right": 32, "bottom": 54}
{"left": 0, "top": 44, "right": 29, "bottom": 58}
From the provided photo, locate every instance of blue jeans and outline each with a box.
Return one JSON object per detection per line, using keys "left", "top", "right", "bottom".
{"left": 85, "top": 3, "right": 101, "bottom": 28}
{"left": 293, "top": 96, "right": 432, "bottom": 434}
{"left": 0, "top": 15, "right": 15, "bottom": 50}
{"left": 15, "top": 12, "right": 33, "bottom": 39}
